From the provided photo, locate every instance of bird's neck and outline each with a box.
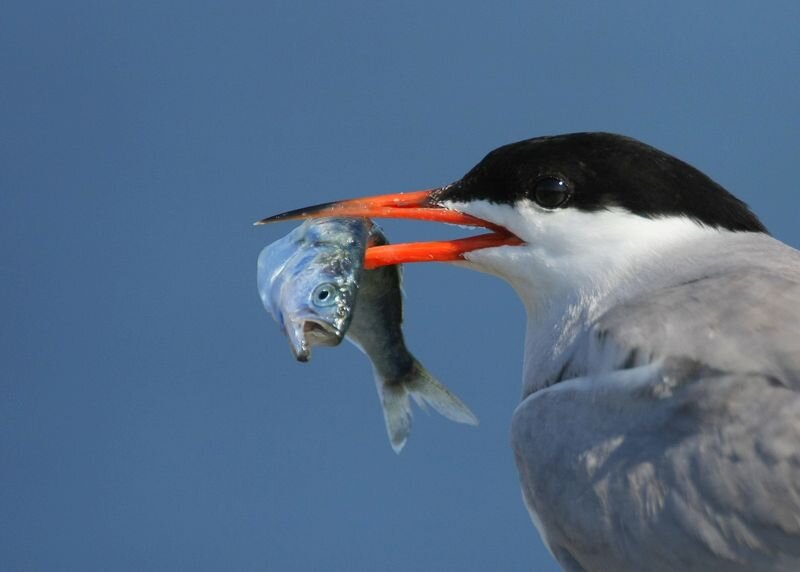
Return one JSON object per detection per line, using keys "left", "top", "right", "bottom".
{"left": 505, "top": 219, "right": 729, "bottom": 396}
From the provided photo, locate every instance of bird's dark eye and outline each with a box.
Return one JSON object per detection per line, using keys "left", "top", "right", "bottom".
{"left": 532, "top": 177, "right": 571, "bottom": 209}
{"left": 311, "top": 283, "right": 338, "bottom": 307}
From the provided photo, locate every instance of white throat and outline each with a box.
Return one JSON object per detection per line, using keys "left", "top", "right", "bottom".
{"left": 445, "top": 199, "right": 727, "bottom": 395}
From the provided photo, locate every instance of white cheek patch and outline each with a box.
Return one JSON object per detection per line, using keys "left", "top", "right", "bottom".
{"left": 446, "top": 198, "right": 715, "bottom": 253}
{"left": 438, "top": 198, "right": 722, "bottom": 302}
{"left": 442, "top": 199, "right": 531, "bottom": 238}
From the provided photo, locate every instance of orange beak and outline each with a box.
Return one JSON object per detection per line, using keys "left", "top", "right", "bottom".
{"left": 255, "top": 189, "right": 523, "bottom": 269}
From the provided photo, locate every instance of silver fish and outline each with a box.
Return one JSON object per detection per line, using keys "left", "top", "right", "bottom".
{"left": 257, "top": 217, "right": 368, "bottom": 361}
{"left": 257, "top": 217, "right": 478, "bottom": 451}
{"left": 348, "top": 226, "right": 478, "bottom": 451}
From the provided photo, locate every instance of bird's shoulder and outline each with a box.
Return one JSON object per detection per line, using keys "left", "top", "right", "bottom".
{"left": 593, "top": 242, "right": 800, "bottom": 390}
{"left": 512, "top": 237, "right": 800, "bottom": 570}
{"left": 512, "top": 357, "right": 800, "bottom": 571}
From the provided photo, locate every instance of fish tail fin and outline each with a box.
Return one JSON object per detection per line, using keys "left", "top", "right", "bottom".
{"left": 376, "top": 360, "right": 478, "bottom": 454}
{"left": 378, "top": 383, "right": 414, "bottom": 454}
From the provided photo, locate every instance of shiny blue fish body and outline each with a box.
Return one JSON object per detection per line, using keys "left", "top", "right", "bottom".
{"left": 257, "top": 217, "right": 369, "bottom": 361}
{"left": 258, "top": 217, "right": 477, "bottom": 451}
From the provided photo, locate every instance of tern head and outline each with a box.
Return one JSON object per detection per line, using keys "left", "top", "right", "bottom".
{"left": 258, "top": 133, "right": 766, "bottom": 306}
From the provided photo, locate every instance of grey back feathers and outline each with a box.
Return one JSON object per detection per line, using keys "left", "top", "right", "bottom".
{"left": 512, "top": 232, "right": 800, "bottom": 571}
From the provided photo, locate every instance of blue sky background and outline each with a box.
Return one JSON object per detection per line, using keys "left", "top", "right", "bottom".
{"left": 2, "top": 2, "right": 799, "bottom": 570}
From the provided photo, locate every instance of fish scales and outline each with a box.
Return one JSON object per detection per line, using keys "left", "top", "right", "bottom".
{"left": 258, "top": 217, "right": 477, "bottom": 451}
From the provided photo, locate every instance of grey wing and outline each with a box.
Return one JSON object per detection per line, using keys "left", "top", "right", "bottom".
{"left": 597, "top": 265, "right": 800, "bottom": 390}
{"left": 513, "top": 264, "right": 800, "bottom": 571}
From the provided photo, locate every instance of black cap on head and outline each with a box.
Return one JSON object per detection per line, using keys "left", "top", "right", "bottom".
{"left": 435, "top": 132, "right": 767, "bottom": 233}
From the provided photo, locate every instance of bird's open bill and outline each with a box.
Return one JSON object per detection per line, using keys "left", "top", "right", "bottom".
{"left": 256, "top": 189, "right": 523, "bottom": 269}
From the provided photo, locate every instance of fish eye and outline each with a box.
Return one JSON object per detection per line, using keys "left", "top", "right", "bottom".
{"left": 532, "top": 177, "right": 571, "bottom": 209}
{"left": 311, "top": 283, "right": 338, "bottom": 307}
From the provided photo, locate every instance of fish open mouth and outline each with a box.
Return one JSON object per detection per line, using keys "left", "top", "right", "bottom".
{"left": 256, "top": 189, "right": 523, "bottom": 269}
{"left": 286, "top": 318, "right": 344, "bottom": 362}
{"left": 303, "top": 320, "right": 342, "bottom": 345}
{"left": 302, "top": 319, "right": 343, "bottom": 346}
